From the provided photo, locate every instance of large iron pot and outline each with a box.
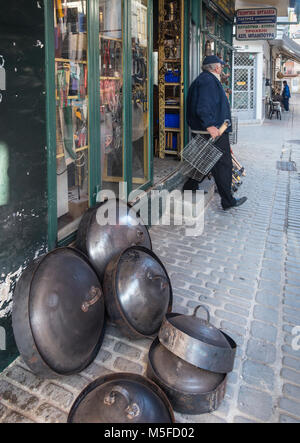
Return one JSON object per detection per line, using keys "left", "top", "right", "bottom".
{"left": 158, "top": 305, "right": 237, "bottom": 373}
{"left": 68, "top": 372, "right": 175, "bottom": 423}
{"left": 12, "top": 247, "right": 105, "bottom": 378}
{"left": 76, "top": 199, "right": 152, "bottom": 282}
{"left": 147, "top": 338, "right": 227, "bottom": 415}
{"left": 103, "top": 246, "right": 172, "bottom": 339}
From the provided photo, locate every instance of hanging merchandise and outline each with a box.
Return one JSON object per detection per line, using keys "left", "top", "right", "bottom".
{"left": 68, "top": 373, "right": 175, "bottom": 423}
{"left": 103, "top": 246, "right": 173, "bottom": 339}
{"left": 12, "top": 247, "right": 106, "bottom": 378}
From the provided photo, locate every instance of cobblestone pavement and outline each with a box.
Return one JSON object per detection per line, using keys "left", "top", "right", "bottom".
{"left": 1, "top": 99, "right": 300, "bottom": 423}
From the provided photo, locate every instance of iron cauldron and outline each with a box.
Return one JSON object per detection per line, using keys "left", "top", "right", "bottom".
{"left": 158, "top": 305, "right": 237, "bottom": 373}
{"left": 12, "top": 247, "right": 105, "bottom": 378}
{"left": 68, "top": 372, "right": 175, "bottom": 423}
{"left": 103, "top": 246, "right": 172, "bottom": 339}
{"left": 76, "top": 199, "right": 152, "bottom": 282}
{"left": 147, "top": 338, "right": 227, "bottom": 415}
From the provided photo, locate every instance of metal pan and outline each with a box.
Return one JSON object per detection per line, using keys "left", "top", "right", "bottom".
{"left": 76, "top": 199, "right": 152, "bottom": 282}
{"left": 68, "top": 372, "right": 175, "bottom": 423}
{"left": 147, "top": 338, "right": 227, "bottom": 415}
{"left": 158, "top": 305, "right": 237, "bottom": 373}
{"left": 103, "top": 246, "right": 172, "bottom": 339}
{"left": 12, "top": 247, "right": 105, "bottom": 378}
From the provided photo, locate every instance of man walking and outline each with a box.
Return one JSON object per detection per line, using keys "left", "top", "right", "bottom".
{"left": 187, "top": 55, "right": 247, "bottom": 211}
{"left": 282, "top": 81, "right": 291, "bottom": 112}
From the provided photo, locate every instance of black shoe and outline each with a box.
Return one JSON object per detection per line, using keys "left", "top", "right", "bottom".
{"left": 222, "top": 197, "right": 247, "bottom": 211}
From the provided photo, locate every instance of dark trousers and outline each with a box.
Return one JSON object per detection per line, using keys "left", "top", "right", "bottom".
{"left": 210, "top": 133, "right": 236, "bottom": 209}
{"left": 283, "top": 98, "right": 289, "bottom": 111}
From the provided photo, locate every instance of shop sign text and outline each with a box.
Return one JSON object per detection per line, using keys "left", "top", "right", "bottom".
{"left": 236, "top": 8, "right": 277, "bottom": 41}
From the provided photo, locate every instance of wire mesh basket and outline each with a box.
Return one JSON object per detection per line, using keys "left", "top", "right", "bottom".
{"left": 179, "top": 134, "right": 223, "bottom": 181}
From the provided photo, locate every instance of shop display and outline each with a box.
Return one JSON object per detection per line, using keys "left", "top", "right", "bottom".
{"left": 158, "top": 0, "right": 184, "bottom": 159}
{"left": 54, "top": 1, "right": 89, "bottom": 234}
{"left": 12, "top": 247, "right": 105, "bottom": 378}
{"left": 68, "top": 373, "right": 175, "bottom": 423}
{"left": 103, "top": 245, "right": 173, "bottom": 339}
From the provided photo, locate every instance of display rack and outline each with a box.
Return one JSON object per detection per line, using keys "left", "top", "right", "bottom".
{"left": 158, "top": 0, "right": 184, "bottom": 159}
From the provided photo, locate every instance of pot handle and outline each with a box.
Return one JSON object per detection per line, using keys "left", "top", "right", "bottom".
{"left": 81, "top": 286, "right": 102, "bottom": 313}
{"left": 193, "top": 305, "right": 210, "bottom": 323}
{"left": 135, "top": 228, "right": 145, "bottom": 244}
{"left": 147, "top": 271, "right": 169, "bottom": 291}
{"left": 104, "top": 385, "right": 141, "bottom": 420}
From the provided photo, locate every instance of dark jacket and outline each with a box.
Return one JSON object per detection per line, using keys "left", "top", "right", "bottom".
{"left": 187, "top": 70, "right": 232, "bottom": 133}
{"left": 282, "top": 84, "right": 291, "bottom": 99}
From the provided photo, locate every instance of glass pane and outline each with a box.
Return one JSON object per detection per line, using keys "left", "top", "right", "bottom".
{"left": 233, "top": 92, "right": 249, "bottom": 110}
{"left": 100, "top": 0, "right": 124, "bottom": 195}
{"left": 234, "top": 69, "right": 248, "bottom": 91}
{"left": 132, "top": 0, "right": 149, "bottom": 189}
{"left": 54, "top": 1, "right": 89, "bottom": 241}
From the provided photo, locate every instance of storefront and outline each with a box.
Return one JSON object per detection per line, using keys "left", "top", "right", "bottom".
{"left": 0, "top": 0, "right": 235, "bottom": 371}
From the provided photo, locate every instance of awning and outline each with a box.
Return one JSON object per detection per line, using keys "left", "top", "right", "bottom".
{"left": 269, "top": 34, "right": 300, "bottom": 63}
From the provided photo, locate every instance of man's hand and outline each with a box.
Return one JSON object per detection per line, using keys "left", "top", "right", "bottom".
{"left": 207, "top": 126, "right": 220, "bottom": 139}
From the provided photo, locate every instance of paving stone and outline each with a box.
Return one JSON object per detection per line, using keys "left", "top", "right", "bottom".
{"left": 279, "top": 398, "right": 300, "bottom": 418}
{"left": 215, "top": 309, "right": 247, "bottom": 326}
{"left": 113, "top": 342, "right": 142, "bottom": 360}
{"left": 0, "top": 403, "right": 8, "bottom": 419}
{"left": 256, "top": 291, "right": 280, "bottom": 308}
{"left": 224, "top": 303, "right": 249, "bottom": 317}
{"left": 283, "top": 356, "right": 300, "bottom": 372}
{"left": 0, "top": 380, "right": 39, "bottom": 412}
{"left": 113, "top": 357, "right": 143, "bottom": 374}
{"left": 281, "top": 368, "right": 300, "bottom": 385}
{"left": 238, "top": 386, "right": 273, "bottom": 421}
{"left": 3, "top": 411, "right": 36, "bottom": 423}
{"left": 279, "top": 414, "right": 300, "bottom": 423}
{"left": 246, "top": 339, "right": 276, "bottom": 364}
{"left": 4, "top": 366, "right": 44, "bottom": 392}
{"left": 35, "top": 403, "right": 68, "bottom": 423}
{"left": 242, "top": 360, "right": 275, "bottom": 390}
{"left": 283, "top": 383, "right": 300, "bottom": 400}
{"left": 41, "top": 383, "right": 74, "bottom": 410}
{"left": 234, "top": 416, "right": 259, "bottom": 423}
{"left": 253, "top": 305, "right": 278, "bottom": 325}
{"left": 251, "top": 320, "right": 278, "bottom": 344}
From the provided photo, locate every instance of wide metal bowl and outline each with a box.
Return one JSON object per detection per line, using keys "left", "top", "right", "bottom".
{"left": 158, "top": 305, "right": 237, "bottom": 373}
{"left": 103, "top": 245, "right": 172, "bottom": 339}
{"left": 76, "top": 199, "right": 152, "bottom": 282}
{"left": 12, "top": 247, "right": 106, "bottom": 378}
{"left": 147, "top": 338, "right": 227, "bottom": 415}
{"left": 68, "top": 372, "right": 175, "bottom": 423}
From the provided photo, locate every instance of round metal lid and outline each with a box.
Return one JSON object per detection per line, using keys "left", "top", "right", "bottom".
{"left": 76, "top": 199, "right": 152, "bottom": 282}
{"left": 158, "top": 305, "right": 237, "bottom": 373}
{"left": 114, "top": 246, "right": 172, "bottom": 337}
{"left": 149, "top": 338, "right": 225, "bottom": 395}
{"left": 68, "top": 373, "right": 175, "bottom": 423}
{"left": 14, "top": 247, "right": 105, "bottom": 376}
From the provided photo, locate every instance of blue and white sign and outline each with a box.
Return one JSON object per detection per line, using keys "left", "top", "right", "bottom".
{"left": 236, "top": 8, "right": 277, "bottom": 40}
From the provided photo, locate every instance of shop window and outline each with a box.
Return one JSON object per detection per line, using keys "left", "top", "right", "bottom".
{"left": 100, "top": 0, "right": 124, "bottom": 195}
{"left": 132, "top": 0, "right": 149, "bottom": 189}
{"left": 54, "top": 1, "right": 89, "bottom": 240}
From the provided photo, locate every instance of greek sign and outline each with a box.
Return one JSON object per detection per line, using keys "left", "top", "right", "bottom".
{"left": 236, "top": 8, "right": 277, "bottom": 41}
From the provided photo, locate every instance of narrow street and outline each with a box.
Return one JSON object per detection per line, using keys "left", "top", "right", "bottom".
{"left": 0, "top": 97, "right": 300, "bottom": 423}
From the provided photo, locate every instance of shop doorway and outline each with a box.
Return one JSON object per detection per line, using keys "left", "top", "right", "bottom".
{"left": 232, "top": 53, "right": 257, "bottom": 120}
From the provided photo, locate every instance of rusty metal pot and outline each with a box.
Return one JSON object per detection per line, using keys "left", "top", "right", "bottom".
{"left": 68, "top": 372, "right": 175, "bottom": 423}
{"left": 76, "top": 199, "right": 152, "bottom": 282}
{"left": 12, "top": 247, "right": 105, "bottom": 378}
{"left": 147, "top": 338, "right": 227, "bottom": 415}
{"left": 158, "top": 305, "right": 237, "bottom": 373}
{"left": 103, "top": 246, "right": 172, "bottom": 339}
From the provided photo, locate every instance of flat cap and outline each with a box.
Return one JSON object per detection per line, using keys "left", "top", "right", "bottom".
{"left": 203, "top": 55, "right": 225, "bottom": 65}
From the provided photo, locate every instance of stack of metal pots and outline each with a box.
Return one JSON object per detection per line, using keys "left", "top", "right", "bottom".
{"left": 12, "top": 198, "right": 237, "bottom": 422}
{"left": 147, "top": 305, "right": 237, "bottom": 415}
